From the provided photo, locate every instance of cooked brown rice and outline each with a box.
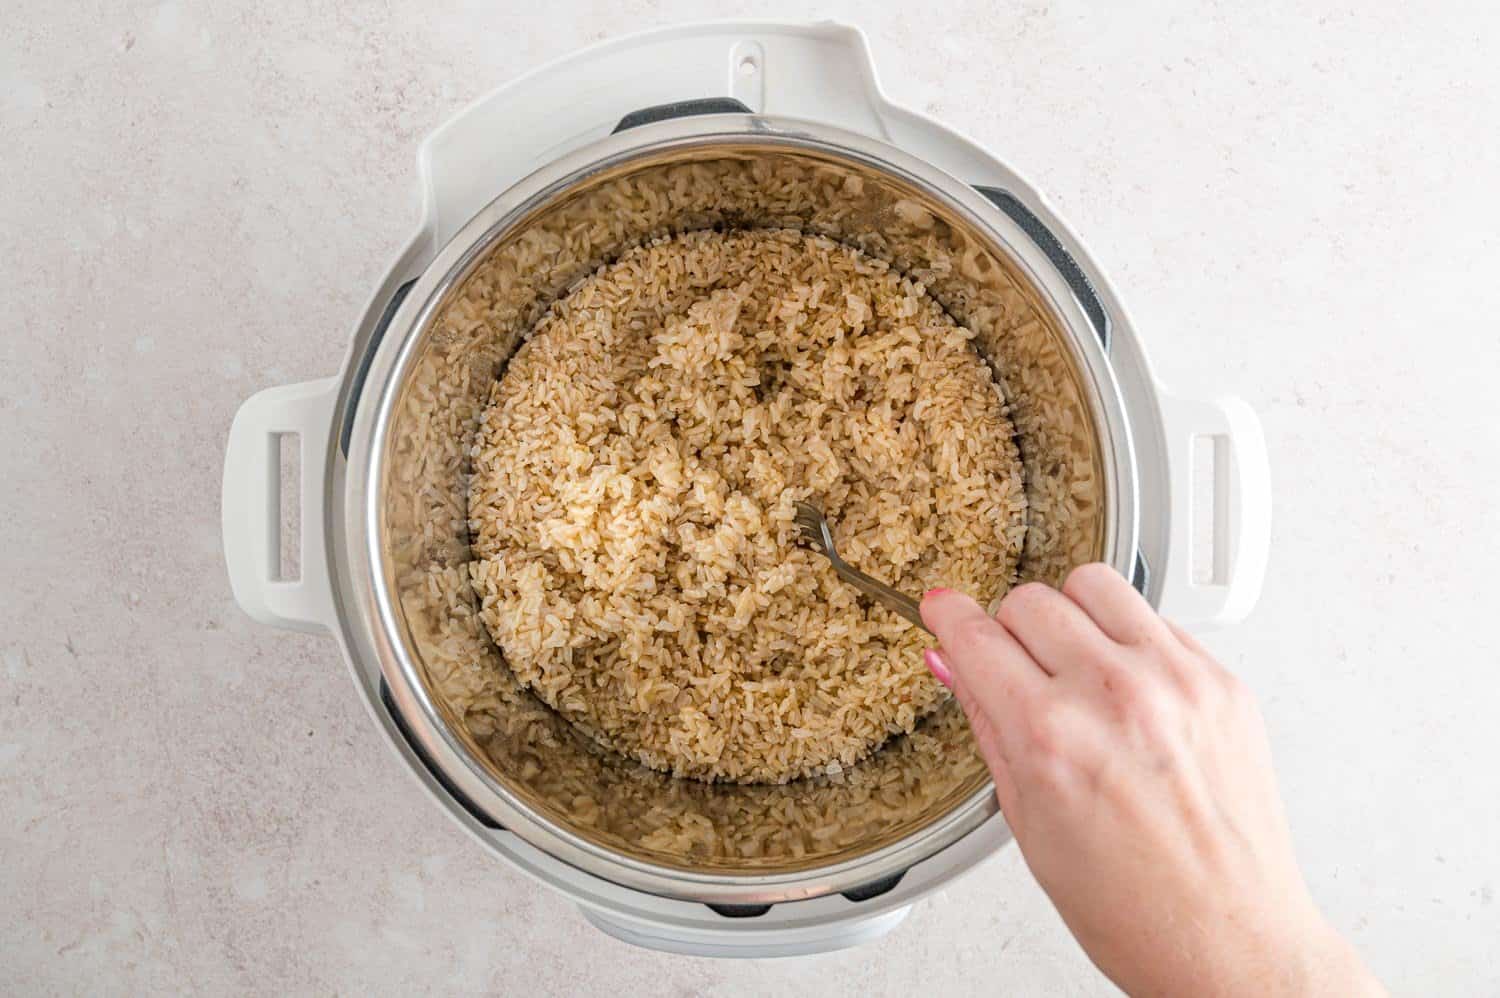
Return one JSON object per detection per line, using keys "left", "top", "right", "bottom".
{"left": 467, "top": 228, "right": 1026, "bottom": 783}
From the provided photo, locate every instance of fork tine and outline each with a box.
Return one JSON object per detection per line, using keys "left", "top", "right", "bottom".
{"left": 784, "top": 501, "right": 929, "bottom": 633}
{"left": 791, "top": 501, "right": 832, "bottom": 553}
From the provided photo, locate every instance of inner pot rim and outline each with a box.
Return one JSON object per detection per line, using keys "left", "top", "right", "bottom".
{"left": 342, "top": 113, "right": 1140, "bottom": 903}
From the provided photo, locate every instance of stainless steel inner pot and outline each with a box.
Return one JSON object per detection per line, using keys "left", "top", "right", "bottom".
{"left": 338, "top": 114, "right": 1139, "bottom": 904}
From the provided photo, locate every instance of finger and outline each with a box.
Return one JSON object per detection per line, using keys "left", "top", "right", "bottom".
{"left": 923, "top": 587, "right": 1051, "bottom": 681}
{"left": 1161, "top": 618, "right": 1237, "bottom": 695}
{"left": 994, "top": 580, "right": 1117, "bottom": 677}
{"left": 921, "top": 588, "right": 1048, "bottom": 738}
{"left": 1164, "top": 618, "right": 1211, "bottom": 657}
{"left": 1061, "top": 563, "right": 1173, "bottom": 647}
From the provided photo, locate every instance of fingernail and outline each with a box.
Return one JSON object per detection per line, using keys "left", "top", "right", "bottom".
{"left": 923, "top": 587, "right": 952, "bottom": 603}
{"left": 924, "top": 648, "right": 953, "bottom": 688}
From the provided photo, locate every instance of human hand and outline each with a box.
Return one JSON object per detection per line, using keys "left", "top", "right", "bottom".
{"left": 921, "top": 566, "right": 1382, "bottom": 997}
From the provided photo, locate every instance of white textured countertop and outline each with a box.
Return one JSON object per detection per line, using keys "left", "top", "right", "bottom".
{"left": 4, "top": 2, "right": 1498, "bottom": 994}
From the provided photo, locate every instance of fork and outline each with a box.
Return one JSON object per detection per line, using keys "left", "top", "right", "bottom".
{"left": 792, "top": 500, "right": 932, "bottom": 634}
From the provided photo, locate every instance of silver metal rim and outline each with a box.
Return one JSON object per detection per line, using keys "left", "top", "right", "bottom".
{"left": 338, "top": 113, "right": 1140, "bottom": 903}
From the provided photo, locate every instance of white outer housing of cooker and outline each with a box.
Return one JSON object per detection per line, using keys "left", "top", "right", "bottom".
{"left": 222, "top": 21, "right": 1272, "bottom": 957}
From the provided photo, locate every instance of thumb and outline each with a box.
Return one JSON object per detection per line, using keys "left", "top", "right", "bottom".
{"left": 921, "top": 589, "right": 1047, "bottom": 820}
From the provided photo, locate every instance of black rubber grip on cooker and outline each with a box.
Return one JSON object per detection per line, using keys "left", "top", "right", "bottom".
{"left": 706, "top": 902, "right": 773, "bottom": 918}
{"left": 379, "top": 679, "right": 504, "bottom": 831}
{"left": 1131, "top": 551, "right": 1150, "bottom": 597}
{"left": 840, "top": 871, "right": 905, "bottom": 902}
{"left": 340, "top": 278, "right": 416, "bottom": 458}
{"left": 704, "top": 870, "right": 906, "bottom": 920}
{"left": 973, "top": 186, "right": 1110, "bottom": 352}
{"left": 612, "top": 97, "right": 752, "bottom": 134}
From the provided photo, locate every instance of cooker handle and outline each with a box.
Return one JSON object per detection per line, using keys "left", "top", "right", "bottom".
{"left": 222, "top": 377, "right": 340, "bottom": 633}
{"left": 603, "top": 24, "right": 893, "bottom": 135}
{"left": 416, "top": 23, "right": 896, "bottom": 247}
{"left": 1154, "top": 392, "right": 1272, "bottom": 627}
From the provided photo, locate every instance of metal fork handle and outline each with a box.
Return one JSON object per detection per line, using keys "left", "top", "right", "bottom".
{"left": 824, "top": 555, "right": 931, "bottom": 634}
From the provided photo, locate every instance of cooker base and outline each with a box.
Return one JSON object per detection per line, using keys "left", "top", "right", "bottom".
{"left": 580, "top": 903, "right": 912, "bottom": 958}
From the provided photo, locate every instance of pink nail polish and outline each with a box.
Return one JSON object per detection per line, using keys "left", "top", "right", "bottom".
{"left": 924, "top": 648, "right": 953, "bottom": 688}
{"left": 923, "top": 587, "right": 952, "bottom": 602}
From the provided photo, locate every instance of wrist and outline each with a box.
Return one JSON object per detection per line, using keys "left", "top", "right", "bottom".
{"left": 1278, "top": 913, "right": 1384, "bottom": 998}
